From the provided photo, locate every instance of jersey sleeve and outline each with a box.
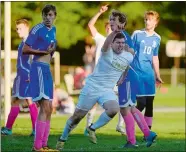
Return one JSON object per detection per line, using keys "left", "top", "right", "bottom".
{"left": 131, "top": 31, "right": 137, "bottom": 51}
{"left": 153, "top": 41, "right": 160, "bottom": 56}
{"left": 25, "top": 26, "right": 39, "bottom": 46}
{"left": 93, "top": 32, "right": 106, "bottom": 50}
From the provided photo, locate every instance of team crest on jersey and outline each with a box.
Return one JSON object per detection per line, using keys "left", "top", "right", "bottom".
{"left": 152, "top": 41, "right": 157, "bottom": 48}
{"left": 111, "top": 57, "right": 128, "bottom": 71}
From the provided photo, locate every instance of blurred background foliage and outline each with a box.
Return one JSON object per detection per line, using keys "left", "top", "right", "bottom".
{"left": 1, "top": 1, "right": 186, "bottom": 67}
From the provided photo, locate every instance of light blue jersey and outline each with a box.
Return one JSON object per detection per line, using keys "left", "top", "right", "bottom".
{"left": 85, "top": 48, "right": 134, "bottom": 91}
{"left": 131, "top": 29, "right": 161, "bottom": 76}
{"left": 25, "top": 23, "right": 57, "bottom": 61}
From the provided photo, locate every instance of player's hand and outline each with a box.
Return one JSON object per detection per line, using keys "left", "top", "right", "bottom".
{"left": 124, "top": 44, "right": 135, "bottom": 55}
{"left": 25, "top": 79, "right": 30, "bottom": 82}
{"left": 99, "top": 4, "right": 109, "bottom": 13}
{"left": 47, "top": 43, "right": 55, "bottom": 54}
{"left": 156, "top": 77, "right": 164, "bottom": 88}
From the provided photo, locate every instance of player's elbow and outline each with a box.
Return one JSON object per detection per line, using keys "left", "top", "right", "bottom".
{"left": 22, "top": 44, "right": 30, "bottom": 54}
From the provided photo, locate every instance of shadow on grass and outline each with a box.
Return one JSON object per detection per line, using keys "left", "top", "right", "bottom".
{"left": 1, "top": 133, "right": 185, "bottom": 152}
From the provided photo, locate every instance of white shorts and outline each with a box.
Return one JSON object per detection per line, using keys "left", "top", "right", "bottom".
{"left": 76, "top": 85, "right": 118, "bottom": 111}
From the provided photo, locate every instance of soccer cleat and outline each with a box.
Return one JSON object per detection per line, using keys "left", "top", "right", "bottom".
{"left": 87, "top": 127, "right": 97, "bottom": 144}
{"left": 32, "top": 147, "right": 45, "bottom": 152}
{"left": 1, "top": 127, "right": 12, "bottom": 135}
{"left": 29, "top": 130, "right": 35, "bottom": 137}
{"left": 122, "top": 141, "right": 139, "bottom": 148}
{"left": 56, "top": 138, "right": 65, "bottom": 151}
{"left": 146, "top": 131, "right": 157, "bottom": 147}
{"left": 43, "top": 146, "right": 59, "bottom": 152}
{"left": 84, "top": 128, "right": 89, "bottom": 136}
{"left": 116, "top": 126, "right": 126, "bottom": 135}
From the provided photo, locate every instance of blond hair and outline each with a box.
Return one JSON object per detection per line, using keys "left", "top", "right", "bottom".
{"left": 144, "top": 10, "right": 160, "bottom": 26}
{"left": 15, "top": 19, "right": 29, "bottom": 28}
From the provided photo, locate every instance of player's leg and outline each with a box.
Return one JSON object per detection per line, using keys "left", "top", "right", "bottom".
{"left": 56, "top": 86, "right": 97, "bottom": 150}
{"left": 88, "top": 91, "right": 119, "bottom": 143}
{"left": 26, "top": 98, "right": 38, "bottom": 136}
{"left": 120, "top": 107, "right": 138, "bottom": 148}
{"left": 118, "top": 73, "right": 138, "bottom": 148}
{"left": 1, "top": 97, "right": 21, "bottom": 135}
{"left": 131, "top": 106, "right": 157, "bottom": 147}
{"left": 144, "top": 96, "right": 154, "bottom": 129}
{"left": 1, "top": 73, "right": 23, "bottom": 135}
{"left": 144, "top": 80, "right": 156, "bottom": 130}
{"left": 84, "top": 104, "right": 97, "bottom": 136}
{"left": 41, "top": 100, "right": 54, "bottom": 150}
{"left": 116, "top": 112, "right": 125, "bottom": 135}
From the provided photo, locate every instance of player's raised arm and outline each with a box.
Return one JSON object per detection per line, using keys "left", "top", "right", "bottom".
{"left": 88, "top": 4, "right": 109, "bottom": 37}
{"left": 102, "top": 31, "right": 121, "bottom": 52}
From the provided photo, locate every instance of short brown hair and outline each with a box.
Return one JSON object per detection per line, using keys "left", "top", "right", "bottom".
{"left": 113, "top": 32, "right": 125, "bottom": 42}
{"left": 15, "top": 19, "right": 29, "bottom": 27}
{"left": 144, "top": 10, "right": 160, "bottom": 26}
{"left": 42, "top": 4, "right": 57, "bottom": 16}
{"left": 111, "top": 10, "right": 127, "bottom": 27}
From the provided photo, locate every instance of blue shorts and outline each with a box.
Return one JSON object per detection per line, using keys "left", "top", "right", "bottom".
{"left": 76, "top": 85, "right": 118, "bottom": 111}
{"left": 12, "top": 68, "right": 31, "bottom": 99}
{"left": 137, "top": 74, "right": 155, "bottom": 97}
{"left": 28, "top": 61, "right": 53, "bottom": 102}
{"left": 118, "top": 69, "right": 139, "bottom": 107}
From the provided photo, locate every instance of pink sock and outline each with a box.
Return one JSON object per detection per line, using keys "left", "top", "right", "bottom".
{"left": 34, "top": 120, "right": 46, "bottom": 150}
{"left": 29, "top": 103, "right": 38, "bottom": 130}
{"left": 132, "top": 108, "right": 150, "bottom": 137}
{"left": 144, "top": 116, "right": 153, "bottom": 128}
{"left": 123, "top": 112, "right": 136, "bottom": 144}
{"left": 6, "top": 106, "right": 20, "bottom": 129}
{"left": 42, "top": 120, "right": 50, "bottom": 147}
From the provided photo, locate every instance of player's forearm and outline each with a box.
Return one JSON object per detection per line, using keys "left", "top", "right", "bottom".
{"left": 88, "top": 12, "right": 102, "bottom": 27}
{"left": 153, "top": 56, "right": 160, "bottom": 78}
{"left": 88, "top": 12, "right": 102, "bottom": 37}
{"left": 102, "top": 31, "right": 118, "bottom": 52}
{"left": 22, "top": 44, "right": 48, "bottom": 55}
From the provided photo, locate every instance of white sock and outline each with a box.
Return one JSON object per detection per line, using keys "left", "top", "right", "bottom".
{"left": 86, "top": 108, "right": 96, "bottom": 127}
{"left": 117, "top": 113, "right": 124, "bottom": 127}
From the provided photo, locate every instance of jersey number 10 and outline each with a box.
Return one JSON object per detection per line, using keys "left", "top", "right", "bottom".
{"left": 143, "top": 46, "right": 152, "bottom": 54}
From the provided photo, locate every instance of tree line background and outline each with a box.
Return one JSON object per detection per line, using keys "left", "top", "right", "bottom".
{"left": 1, "top": 1, "right": 185, "bottom": 68}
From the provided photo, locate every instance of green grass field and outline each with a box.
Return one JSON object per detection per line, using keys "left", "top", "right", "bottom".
{"left": 1, "top": 85, "right": 185, "bottom": 151}
{"left": 1, "top": 112, "right": 185, "bottom": 152}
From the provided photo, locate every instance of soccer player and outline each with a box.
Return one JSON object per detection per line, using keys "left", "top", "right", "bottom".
{"left": 84, "top": 4, "right": 125, "bottom": 136}
{"left": 1, "top": 19, "right": 38, "bottom": 137}
{"left": 118, "top": 10, "right": 162, "bottom": 148}
{"left": 22, "top": 4, "right": 58, "bottom": 152}
{"left": 56, "top": 13, "right": 134, "bottom": 151}
{"left": 135, "top": 10, "right": 163, "bottom": 130}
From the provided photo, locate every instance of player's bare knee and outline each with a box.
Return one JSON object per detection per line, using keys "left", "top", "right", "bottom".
{"left": 71, "top": 108, "right": 87, "bottom": 124}
{"left": 120, "top": 107, "right": 130, "bottom": 116}
{"left": 104, "top": 100, "right": 119, "bottom": 117}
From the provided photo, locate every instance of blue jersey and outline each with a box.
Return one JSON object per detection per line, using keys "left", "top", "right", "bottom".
{"left": 25, "top": 23, "right": 57, "bottom": 61}
{"left": 17, "top": 41, "right": 31, "bottom": 73}
{"left": 122, "top": 31, "right": 135, "bottom": 50}
{"left": 131, "top": 29, "right": 161, "bottom": 75}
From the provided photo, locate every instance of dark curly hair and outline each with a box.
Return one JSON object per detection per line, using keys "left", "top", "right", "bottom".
{"left": 111, "top": 10, "right": 127, "bottom": 27}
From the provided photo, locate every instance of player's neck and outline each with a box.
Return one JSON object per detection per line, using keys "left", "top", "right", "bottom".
{"left": 145, "top": 29, "right": 155, "bottom": 36}
{"left": 22, "top": 34, "right": 29, "bottom": 42}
